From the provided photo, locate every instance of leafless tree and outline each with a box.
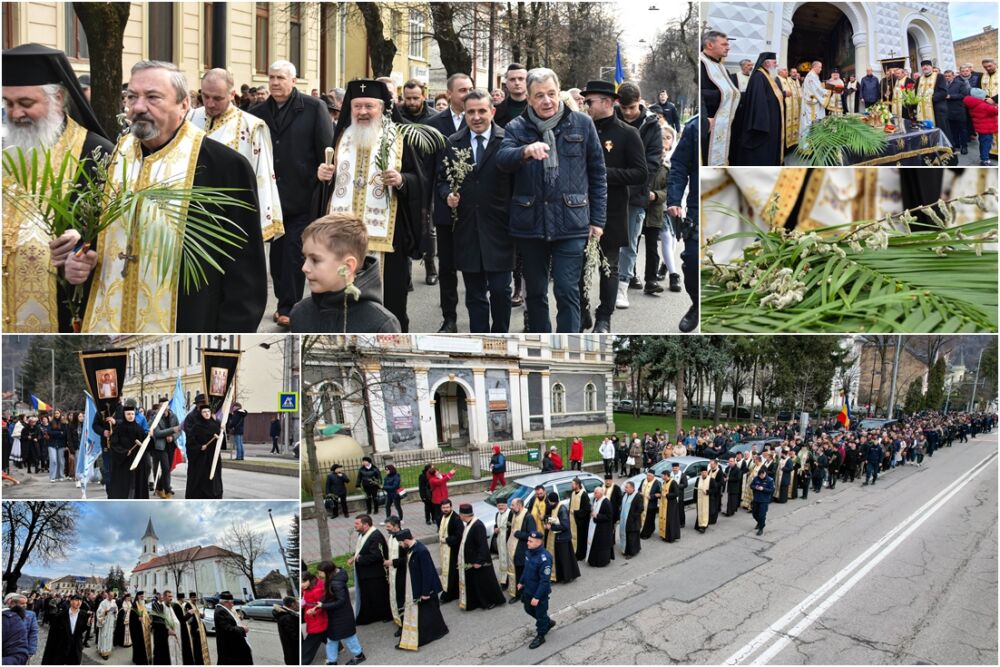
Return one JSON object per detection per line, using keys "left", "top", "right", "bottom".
{"left": 159, "top": 544, "right": 196, "bottom": 594}
{"left": 2, "top": 502, "right": 80, "bottom": 594}
{"left": 218, "top": 521, "right": 269, "bottom": 599}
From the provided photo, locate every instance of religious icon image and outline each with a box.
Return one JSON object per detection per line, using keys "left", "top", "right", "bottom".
{"left": 701, "top": 2, "right": 998, "bottom": 167}
{"left": 209, "top": 367, "right": 229, "bottom": 397}
{"left": 700, "top": 166, "right": 998, "bottom": 333}
{"left": 97, "top": 370, "right": 119, "bottom": 399}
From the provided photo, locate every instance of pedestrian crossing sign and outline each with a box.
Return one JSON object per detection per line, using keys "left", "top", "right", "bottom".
{"left": 278, "top": 392, "right": 298, "bottom": 412}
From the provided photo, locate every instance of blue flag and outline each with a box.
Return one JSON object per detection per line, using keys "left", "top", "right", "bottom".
{"left": 170, "top": 375, "right": 189, "bottom": 463}
{"left": 614, "top": 43, "right": 625, "bottom": 90}
{"left": 77, "top": 393, "right": 103, "bottom": 480}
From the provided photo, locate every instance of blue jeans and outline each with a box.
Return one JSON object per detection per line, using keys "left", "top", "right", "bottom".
{"left": 518, "top": 236, "right": 586, "bottom": 333}
{"left": 865, "top": 461, "right": 879, "bottom": 483}
{"left": 326, "top": 634, "right": 363, "bottom": 661}
{"left": 463, "top": 270, "right": 512, "bottom": 333}
{"left": 980, "top": 133, "right": 994, "bottom": 162}
{"left": 618, "top": 206, "right": 646, "bottom": 284}
{"left": 234, "top": 434, "right": 244, "bottom": 460}
{"left": 48, "top": 447, "right": 63, "bottom": 480}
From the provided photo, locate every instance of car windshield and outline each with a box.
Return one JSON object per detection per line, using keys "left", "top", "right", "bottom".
{"left": 484, "top": 482, "right": 532, "bottom": 508}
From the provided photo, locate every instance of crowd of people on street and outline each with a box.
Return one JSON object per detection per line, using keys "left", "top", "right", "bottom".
{"left": 1, "top": 396, "right": 254, "bottom": 500}
{"left": 2, "top": 587, "right": 301, "bottom": 665}
{"left": 4, "top": 42, "right": 696, "bottom": 335}
{"left": 304, "top": 409, "right": 995, "bottom": 659}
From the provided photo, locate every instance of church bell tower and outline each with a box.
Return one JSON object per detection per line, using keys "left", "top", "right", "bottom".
{"left": 138, "top": 516, "right": 159, "bottom": 564}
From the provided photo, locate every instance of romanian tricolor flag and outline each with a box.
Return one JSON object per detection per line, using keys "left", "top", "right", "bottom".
{"left": 614, "top": 43, "right": 625, "bottom": 91}
{"left": 31, "top": 395, "right": 52, "bottom": 412}
{"left": 837, "top": 392, "right": 851, "bottom": 429}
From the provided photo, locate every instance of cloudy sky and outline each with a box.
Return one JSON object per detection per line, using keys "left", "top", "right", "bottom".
{"left": 8, "top": 501, "right": 297, "bottom": 582}
{"left": 950, "top": 1, "right": 998, "bottom": 40}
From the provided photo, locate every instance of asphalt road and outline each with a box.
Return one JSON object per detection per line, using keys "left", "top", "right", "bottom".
{"left": 256, "top": 234, "right": 694, "bottom": 333}
{"left": 308, "top": 431, "right": 997, "bottom": 664}
{"left": 2, "top": 460, "right": 298, "bottom": 500}
{"left": 28, "top": 616, "right": 285, "bottom": 665}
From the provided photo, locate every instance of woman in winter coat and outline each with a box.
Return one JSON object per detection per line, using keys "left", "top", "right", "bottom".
{"left": 382, "top": 464, "right": 403, "bottom": 522}
{"left": 418, "top": 465, "right": 434, "bottom": 525}
{"left": 318, "top": 561, "right": 366, "bottom": 665}
{"left": 427, "top": 467, "right": 456, "bottom": 525}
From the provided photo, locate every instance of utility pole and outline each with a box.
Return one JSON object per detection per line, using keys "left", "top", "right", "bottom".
{"left": 970, "top": 346, "right": 986, "bottom": 411}
{"left": 886, "top": 335, "right": 902, "bottom": 419}
{"left": 268, "top": 508, "right": 297, "bottom": 596}
{"left": 39, "top": 347, "right": 56, "bottom": 409}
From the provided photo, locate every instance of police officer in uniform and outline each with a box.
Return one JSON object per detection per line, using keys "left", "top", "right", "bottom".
{"left": 518, "top": 530, "right": 555, "bottom": 649}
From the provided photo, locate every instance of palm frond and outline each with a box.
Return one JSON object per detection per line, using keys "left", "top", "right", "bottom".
{"left": 795, "top": 115, "right": 888, "bottom": 166}
{"left": 399, "top": 122, "right": 446, "bottom": 156}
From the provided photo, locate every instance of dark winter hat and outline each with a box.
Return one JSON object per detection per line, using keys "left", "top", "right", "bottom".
{"left": 219, "top": 591, "right": 234, "bottom": 600}
{"left": 581, "top": 80, "right": 619, "bottom": 100}
{"left": 920, "top": 59, "right": 933, "bottom": 67}
{"left": 546, "top": 491, "right": 559, "bottom": 503}
{"left": 459, "top": 503, "right": 474, "bottom": 515}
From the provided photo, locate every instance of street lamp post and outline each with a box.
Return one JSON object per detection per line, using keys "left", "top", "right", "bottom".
{"left": 39, "top": 347, "right": 56, "bottom": 409}
{"left": 268, "top": 508, "right": 297, "bottom": 596}
{"left": 970, "top": 347, "right": 986, "bottom": 411}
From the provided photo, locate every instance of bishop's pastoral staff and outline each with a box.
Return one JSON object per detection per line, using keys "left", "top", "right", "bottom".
{"left": 65, "top": 60, "right": 266, "bottom": 333}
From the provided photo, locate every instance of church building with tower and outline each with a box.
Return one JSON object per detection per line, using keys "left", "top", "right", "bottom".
{"left": 704, "top": 2, "right": 958, "bottom": 78}
{"left": 128, "top": 517, "right": 254, "bottom": 601}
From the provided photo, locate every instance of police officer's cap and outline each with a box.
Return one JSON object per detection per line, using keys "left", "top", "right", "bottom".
{"left": 527, "top": 530, "right": 544, "bottom": 540}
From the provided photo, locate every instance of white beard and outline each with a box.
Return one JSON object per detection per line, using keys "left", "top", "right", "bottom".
{"left": 345, "top": 121, "right": 382, "bottom": 151}
{"left": 3, "top": 105, "right": 65, "bottom": 154}
{"left": 767, "top": 67, "right": 778, "bottom": 78}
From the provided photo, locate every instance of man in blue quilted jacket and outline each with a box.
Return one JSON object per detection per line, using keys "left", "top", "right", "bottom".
{"left": 497, "top": 68, "right": 608, "bottom": 333}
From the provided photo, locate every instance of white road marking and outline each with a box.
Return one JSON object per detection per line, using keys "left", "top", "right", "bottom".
{"left": 725, "top": 450, "right": 998, "bottom": 665}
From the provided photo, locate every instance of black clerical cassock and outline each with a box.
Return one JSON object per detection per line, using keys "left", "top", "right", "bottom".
{"left": 731, "top": 52, "right": 786, "bottom": 166}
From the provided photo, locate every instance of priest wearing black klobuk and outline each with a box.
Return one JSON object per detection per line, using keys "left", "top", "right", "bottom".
{"left": 64, "top": 60, "right": 266, "bottom": 333}
{"left": 437, "top": 499, "right": 464, "bottom": 603}
{"left": 348, "top": 513, "right": 393, "bottom": 624}
{"left": 542, "top": 491, "right": 581, "bottom": 583}
{"left": 637, "top": 469, "right": 662, "bottom": 539}
{"left": 586, "top": 484, "right": 615, "bottom": 567}
{"left": 658, "top": 470, "right": 682, "bottom": 543}
{"left": 1, "top": 44, "right": 115, "bottom": 334}
{"left": 456, "top": 503, "right": 506, "bottom": 610}
{"left": 730, "top": 52, "right": 786, "bottom": 166}
{"left": 184, "top": 400, "right": 223, "bottom": 499}
{"left": 396, "top": 530, "right": 450, "bottom": 651}
{"left": 725, "top": 457, "right": 744, "bottom": 516}
{"left": 317, "top": 79, "right": 433, "bottom": 332}
{"left": 129, "top": 592, "right": 153, "bottom": 665}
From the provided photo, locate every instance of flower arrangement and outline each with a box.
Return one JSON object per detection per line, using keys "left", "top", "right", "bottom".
{"left": 701, "top": 190, "right": 998, "bottom": 333}
{"left": 442, "top": 147, "right": 475, "bottom": 227}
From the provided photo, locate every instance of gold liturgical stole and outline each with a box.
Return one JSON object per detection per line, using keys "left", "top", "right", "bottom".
{"left": 2, "top": 116, "right": 87, "bottom": 332}
{"left": 83, "top": 121, "right": 204, "bottom": 332}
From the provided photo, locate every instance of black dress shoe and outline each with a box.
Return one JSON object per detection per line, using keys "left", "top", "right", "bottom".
{"left": 511, "top": 291, "right": 524, "bottom": 307}
{"left": 657, "top": 263, "right": 668, "bottom": 281}
{"left": 394, "top": 627, "right": 402, "bottom": 637}
{"left": 644, "top": 281, "right": 664, "bottom": 295}
{"left": 426, "top": 273, "right": 439, "bottom": 285}
{"left": 628, "top": 276, "right": 643, "bottom": 290}
{"left": 508, "top": 596, "right": 521, "bottom": 604}
{"left": 669, "top": 273, "right": 682, "bottom": 292}
{"left": 437, "top": 319, "right": 457, "bottom": 333}
{"left": 529, "top": 636, "right": 546, "bottom": 649}
{"left": 592, "top": 319, "right": 611, "bottom": 333}
{"left": 679, "top": 305, "right": 698, "bottom": 332}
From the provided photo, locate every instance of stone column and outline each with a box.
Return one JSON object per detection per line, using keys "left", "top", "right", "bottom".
{"left": 472, "top": 368, "right": 489, "bottom": 446}
{"left": 853, "top": 31, "right": 872, "bottom": 76}
{"left": 519, "top": 370, "right": 532, "bottom": 436}
{"left": 781, "top": 16, "right": 794, "bottom": 68}
{"left": 540, "top": 370, "right": 552, "bottom": 435}
{"left": 414, "top": 367, "right": 438, "bottom": 450}
{"left": 509, "top": 369, "right": 524, "bottom": 441}
{"left": 361, "top": 363, "right": 391, "bottom": 453}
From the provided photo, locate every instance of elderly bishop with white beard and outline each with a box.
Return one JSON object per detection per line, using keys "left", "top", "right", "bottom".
{"left": 2, "top": 44, "right": 115, "bottom": 333}
{"left": 317, "top": 79, "right": 432, "bottom": 333}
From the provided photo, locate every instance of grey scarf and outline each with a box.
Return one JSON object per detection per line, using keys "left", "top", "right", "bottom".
{"left": 526, "top": 102, "right": 564, "bottom": 185}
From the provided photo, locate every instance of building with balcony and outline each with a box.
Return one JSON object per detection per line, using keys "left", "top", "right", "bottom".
{"left": 304, "top": 335, "right": 616, "bottom": 452}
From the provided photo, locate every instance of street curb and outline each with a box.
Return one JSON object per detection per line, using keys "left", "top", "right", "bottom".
{"left": 221, "top": 459, "right": 299, "bottom": 477}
